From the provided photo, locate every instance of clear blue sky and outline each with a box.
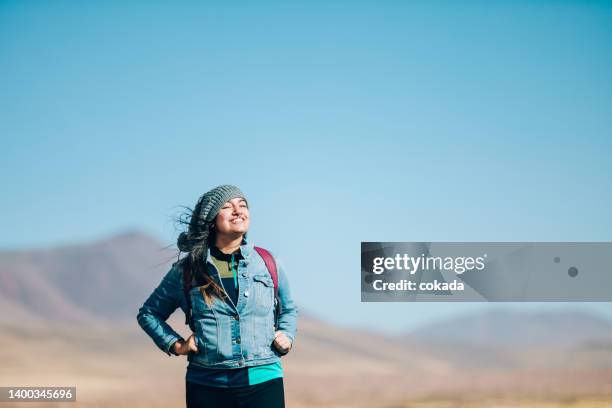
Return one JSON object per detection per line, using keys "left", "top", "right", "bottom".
{"left": 1, "top": 1, "right": 611, "bottom": 332}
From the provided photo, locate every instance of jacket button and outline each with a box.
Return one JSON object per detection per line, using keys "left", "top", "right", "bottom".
{"left": 244, "top": 291, "right": 249, "bottom": 297}
{"left": 234, "top": 314, "right": 240, "bottom": 320}
{"left": 235, "top": 337, "right": 241, "bottom": 344}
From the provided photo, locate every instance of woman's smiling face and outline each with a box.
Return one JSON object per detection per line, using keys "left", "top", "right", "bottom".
{"left": 214, "top": 197, "right": 250, "bottom": 236}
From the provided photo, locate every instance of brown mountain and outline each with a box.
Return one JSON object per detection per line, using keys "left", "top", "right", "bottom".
{"left": 410, "top": 308, "right": 612, "bottom": 348}
{"left": 405, "top": 309, "right": 612, "bottom": 372}
{"left": 0, "top": 229, "right": 176, "bottom": 323}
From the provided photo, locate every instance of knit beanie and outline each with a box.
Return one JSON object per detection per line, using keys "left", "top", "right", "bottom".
{"left": 177, "top": 185, "right": 248, "bottom": 253}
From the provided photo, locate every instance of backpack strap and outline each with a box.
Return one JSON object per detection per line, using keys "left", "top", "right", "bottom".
{"left": 254, "top": 246, "right": 282, "bottom": 328}
{"left": 253, "top": 246, "right": 278, "bottom": 296}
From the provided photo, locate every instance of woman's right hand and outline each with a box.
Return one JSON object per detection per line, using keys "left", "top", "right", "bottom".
{"left": 173, "top": 334, "right": 199, "bottom": 355}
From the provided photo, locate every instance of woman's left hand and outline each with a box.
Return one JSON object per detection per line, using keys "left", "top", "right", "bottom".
{"left": 272, "top": 330, "right": 292, "bottom": 354}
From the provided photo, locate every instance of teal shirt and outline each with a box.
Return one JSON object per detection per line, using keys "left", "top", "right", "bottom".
{"left": 186, "top": 360, "right": 283, "bottom": 388}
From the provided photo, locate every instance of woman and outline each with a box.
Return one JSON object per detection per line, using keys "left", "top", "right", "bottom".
{"left": 137, "top": 185, "right": 298, "bottom": 408}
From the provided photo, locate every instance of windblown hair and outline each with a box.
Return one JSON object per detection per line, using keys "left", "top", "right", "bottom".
{"left": 176, "top": 196, "right": 228, "bottom": 306}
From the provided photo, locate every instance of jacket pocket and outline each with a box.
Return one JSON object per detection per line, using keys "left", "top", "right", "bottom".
{"left": 252, "top": 274, "right": 274, "bottom": 310}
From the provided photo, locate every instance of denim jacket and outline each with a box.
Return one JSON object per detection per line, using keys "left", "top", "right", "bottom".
{"left": 136, "top": 242, "right": 298, "bottom": 369}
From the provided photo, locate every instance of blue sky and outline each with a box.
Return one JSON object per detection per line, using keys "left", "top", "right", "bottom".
{"left": 1, "top": 1, "right": 611, "bottom": 332}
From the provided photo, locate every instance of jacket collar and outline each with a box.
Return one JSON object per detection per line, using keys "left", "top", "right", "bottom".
{"left": 205, "top": 236, "right": 253, "bottom": 264}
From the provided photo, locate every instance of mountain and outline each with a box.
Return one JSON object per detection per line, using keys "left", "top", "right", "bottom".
{"left": 409, "top": 308, "right": 612, "bottom": 347}
{"left": 404, "top": 308, "right": 612, "bottom": 372}
{"left": 0, "top": 229, "right": 177, "bottom": 323}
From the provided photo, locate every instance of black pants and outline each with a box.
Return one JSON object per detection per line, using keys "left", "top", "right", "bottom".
{"left": 186, "top": 378, "right": 285, "bottom": 408}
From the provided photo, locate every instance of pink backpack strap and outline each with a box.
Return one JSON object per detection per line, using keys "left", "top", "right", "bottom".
{"left": 254, "top": 246, "right": 278, "bottom": 297}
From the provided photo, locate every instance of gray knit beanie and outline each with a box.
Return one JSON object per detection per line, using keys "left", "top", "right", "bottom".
{"left": 177, "top": 184, "right": 248, "bottom": 253}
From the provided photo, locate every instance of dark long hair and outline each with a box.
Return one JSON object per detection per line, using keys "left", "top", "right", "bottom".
{"left": 176, "top": 197, "right": 229, "bottom": 306}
